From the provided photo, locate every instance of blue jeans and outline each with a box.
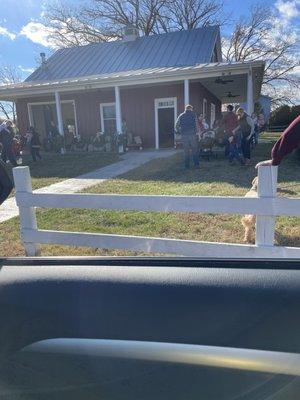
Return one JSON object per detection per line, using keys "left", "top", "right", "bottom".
{"left": 182, "top": 135, "right": 199, "bottom": 168}
{"left": 228, "top": 144, "right": 244, "bottom": 164}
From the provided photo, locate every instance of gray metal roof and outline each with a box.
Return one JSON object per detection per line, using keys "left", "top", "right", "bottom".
{"left": 26, "top": 26, "right": 220, "bottom": 82}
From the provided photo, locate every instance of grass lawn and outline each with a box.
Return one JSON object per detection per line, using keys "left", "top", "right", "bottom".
{"left": 7, "top": 151, "right": 119, "bottom": 192}
{"left": 1, "top": 136, "right": 299, "bottom": 257}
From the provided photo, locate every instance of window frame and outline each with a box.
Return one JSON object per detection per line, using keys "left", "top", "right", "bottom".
{"left": 100, "top": 102, "right": 116, "bottom": 134}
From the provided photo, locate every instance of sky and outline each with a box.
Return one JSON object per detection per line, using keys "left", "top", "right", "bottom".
{"left": 0, "top": 0, "right": 299, "bottom": 86}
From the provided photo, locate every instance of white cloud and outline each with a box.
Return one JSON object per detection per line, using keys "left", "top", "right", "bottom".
{"left": 18, "top": 65, "right": 35, "bottom": 74}
{"left": 0, "top": 26, "right": 16, "bottom": 40}
{"left": 20, "top": 21, "right": 56, "bottom": 48}
{"left": 275, "top": 0, "right": 300, "bottom": 23}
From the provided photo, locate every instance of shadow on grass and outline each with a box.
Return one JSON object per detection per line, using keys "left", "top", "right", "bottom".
{"left": 116, "top": 142, "right": 299, "bottom": 189}
{"left": 24, "top": 152, "right": 119, "bottom": 180}
{"left": 276, "top": 232, "right": 300, "bottom": 247}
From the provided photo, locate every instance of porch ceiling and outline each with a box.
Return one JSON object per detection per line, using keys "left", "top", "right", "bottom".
{"left": 198, "top": 65, "right": 263, "bottom": 103}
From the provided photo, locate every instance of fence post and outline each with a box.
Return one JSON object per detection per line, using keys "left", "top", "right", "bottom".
{"left": 13, "top": 166, "right": 41, "bottom": 256}
{"left": 255, "top": 165, "right": 278, "bottom": 247}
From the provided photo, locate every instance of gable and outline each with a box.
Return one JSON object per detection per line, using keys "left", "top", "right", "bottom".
{"left": 26, "top": 26, "right": 220, "bottom": 83}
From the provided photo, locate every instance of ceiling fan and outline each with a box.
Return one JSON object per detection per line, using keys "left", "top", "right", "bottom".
{"left": 215, "top": 77, "right": 234, "bottom": 84}
{"left": 226, "top": 91, "right": 239, "bottom": 98}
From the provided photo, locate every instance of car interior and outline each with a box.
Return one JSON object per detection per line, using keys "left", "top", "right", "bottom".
{"left": 0, "top": 257, "right": 300, "bottom": 399}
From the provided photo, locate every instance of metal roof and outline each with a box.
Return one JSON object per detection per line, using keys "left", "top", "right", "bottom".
{"left": 26, "top": 26, "right": 220, "bottom": 82}
{"left": 0, "top": 61, "right": 265, "bottom": 100}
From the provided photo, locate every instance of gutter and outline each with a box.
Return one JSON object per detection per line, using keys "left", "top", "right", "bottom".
{"left": 0, "top": 60, "right": 265, "bottom": 100}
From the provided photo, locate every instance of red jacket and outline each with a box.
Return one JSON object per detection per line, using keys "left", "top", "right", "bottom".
{"left": 271, "top": 115, "right": 300, "bottom": 166}
{"left": 224, "top": 112, "right": 238, "bottom": 134}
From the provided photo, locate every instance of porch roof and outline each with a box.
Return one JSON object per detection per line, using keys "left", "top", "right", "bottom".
{"left": 0, "top": 60, "right": 264, "bottom": 102}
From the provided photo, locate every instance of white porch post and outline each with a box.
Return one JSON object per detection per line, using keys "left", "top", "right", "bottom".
{"left": 246, "top": 69, "right": 254, "bottom": 115}
{"left": 114, "top": 86, "right": 123, "bottom": 153}
{"left": 55, "top": 91, "right": 64, "bottom": 136}
{"left": 55, "top": 91, "right": 65, "bottom": 154}
{"left": 184, "top": 79, "right": 190, "bottom": 106}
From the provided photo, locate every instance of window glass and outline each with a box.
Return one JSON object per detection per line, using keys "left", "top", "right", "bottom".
{"left": 102, "top": 105, "right": 116, "bottom": 119}
{"left": 101, "top": 104, "right": 117, "bottom": 134}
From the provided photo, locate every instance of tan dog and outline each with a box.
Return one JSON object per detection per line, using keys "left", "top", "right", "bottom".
{"left": 241, "top": 177, "right": 258, "bottom": 243}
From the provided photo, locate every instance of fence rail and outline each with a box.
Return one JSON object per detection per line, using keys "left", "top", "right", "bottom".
{"left": 13, "top": 165, "right": 300, "bottom": 258}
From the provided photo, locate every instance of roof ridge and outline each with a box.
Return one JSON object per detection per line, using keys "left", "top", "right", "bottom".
{"left": 57, "top": 25, "right": 220, "bottom": 52}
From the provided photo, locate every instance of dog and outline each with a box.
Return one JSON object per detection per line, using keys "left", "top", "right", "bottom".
{"left": 241, "top": 177, "right": 258, "bottom": 243}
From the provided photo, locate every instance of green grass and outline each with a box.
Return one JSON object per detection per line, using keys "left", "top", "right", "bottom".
{"left": 1, "top": 138, "right": 299, "bottom": 257}
{"left": 7, "top": 151, "right": 119, "bottom": 192}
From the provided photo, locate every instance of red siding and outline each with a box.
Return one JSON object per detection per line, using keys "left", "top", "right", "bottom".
{"left": 16, "top": 100, "right": 30, "bottom": 133}
{"left": 121, "top": 83, "right": 184, "bottom": 148}
{"left": 15, "top": 82, "right": 221, "bottom": 147}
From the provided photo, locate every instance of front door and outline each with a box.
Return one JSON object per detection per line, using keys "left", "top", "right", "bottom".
{"left": 155, "top": 98, "right": 177, "bottom": 149}
{"left": 158, "top": 108, "right": 175, "bottom": 148}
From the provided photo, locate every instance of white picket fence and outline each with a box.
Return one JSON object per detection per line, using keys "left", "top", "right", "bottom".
{"left": 13, "top": 165, "right": 300, "bottom": 258}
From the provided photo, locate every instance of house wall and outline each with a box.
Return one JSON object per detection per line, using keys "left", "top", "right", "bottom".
{"left": 15, "top": 81, "right": 221, "bottom": 148}
{"left": 190, "top": 82, "right": 222, "bottom": 123}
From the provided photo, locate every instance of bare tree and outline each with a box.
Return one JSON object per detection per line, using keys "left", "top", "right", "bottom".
{"left": 157, "top": 0, "right": 225, "bottom": 32}
{"left": 46, "top": 3, "right": 114, "bottom": 48}
{"left": 223, "top": 5, "right": 300, "bottom": 106}
{"left": 0, "top": 65, "right": 22, "bottom": 123}
{"left": 44, "top": 0, "right": 225, "bottom": 47}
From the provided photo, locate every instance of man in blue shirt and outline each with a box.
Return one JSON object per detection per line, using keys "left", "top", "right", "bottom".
{"left": 175, "top": 105, "right": 199, "bottom": 169}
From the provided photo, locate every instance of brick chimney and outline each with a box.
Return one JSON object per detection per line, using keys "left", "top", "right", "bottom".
{"left": 40, "top": 52, "right": 46, "bottom": 65}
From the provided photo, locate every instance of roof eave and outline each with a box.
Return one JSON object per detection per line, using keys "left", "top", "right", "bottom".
{"left": 0, "top": 60, "right": 265, "bottom": 100}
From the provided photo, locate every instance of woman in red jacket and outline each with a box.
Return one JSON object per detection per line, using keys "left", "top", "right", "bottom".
{"left": 256, "top": 115, "right": 300, "bottom": 168}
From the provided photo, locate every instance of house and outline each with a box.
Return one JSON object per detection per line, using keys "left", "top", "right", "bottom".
{"left": 0, "top": 26, "right": 264, "bottom": 149}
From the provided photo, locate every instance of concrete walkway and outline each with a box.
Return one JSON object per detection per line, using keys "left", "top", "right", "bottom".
{"left": 0, "top": 149, "right": 177, "bottom": 223}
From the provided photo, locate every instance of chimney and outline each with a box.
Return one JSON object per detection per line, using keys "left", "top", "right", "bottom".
{"left": 122, "top": 25, "right": 139, "bottom": 42}
{"left": 40, "top": 52, "right": 46, "bottom": 65}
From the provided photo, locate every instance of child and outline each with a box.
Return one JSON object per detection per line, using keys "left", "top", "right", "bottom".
{"left": 29, "top": 127, "right": 42, "bottom": 162}
{"left": 228, "top": 132, "right": 244, "bottom": 165}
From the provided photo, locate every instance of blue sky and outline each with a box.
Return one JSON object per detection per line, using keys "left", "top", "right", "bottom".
{"left": 0, "top": 0, "right": 299, "bottom": 81}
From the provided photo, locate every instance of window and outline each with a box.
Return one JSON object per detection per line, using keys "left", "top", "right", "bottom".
{"left": 28, "top": 100, "right": 77, "bottom": 139}
{"left": 100, "top": 103, "right": 116, "bottom": 135}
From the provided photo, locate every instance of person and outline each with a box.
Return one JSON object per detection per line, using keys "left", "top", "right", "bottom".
{"left": 233, "top": 107, "right": 254, "bottom": 166}
{"left": 256, "top": 114, "right": 300, "bottom": 168}
{"left": 251, "top": 112, "right": 259, "bottom": 147}
{"left": 258, "top": 112, "right": 265, "bottom": 132}
{"left": 29, "top": 127, "right": 42, "bottom": 162}
{"left": 228, "top": 133, "right": 244, "bottom": 165}
{"left": 49, "top": 121, "right": 59, "bottom": 137}
{"left": 175, "top": 105, "right": 199, "bottom": 169}
{"left": 223, "top": 105, "right": 238, "bottom": 157}
{"left": 0, "top": 120, "right": 17, "bottom": 167}
{"left": 0, "top": 159, "right": 13, "bottom": 205}
{"left": 197, "top": 114, "right": 209, "bottom": 138}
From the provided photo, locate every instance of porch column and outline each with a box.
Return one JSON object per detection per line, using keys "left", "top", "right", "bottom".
{"left": 246, "top": 69, "right": 254, "bottom": 115}
{"left": 115, "top": 86, "right": 122, "bottom": 134}
{"left": 55, "top": 91, "right": 64, "bottom": 136}
{"left": 184, "top": 79, "right": 190, "bottom": 106}
{"left": 115, "top": 86, "right": 124, "bottom": 153}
